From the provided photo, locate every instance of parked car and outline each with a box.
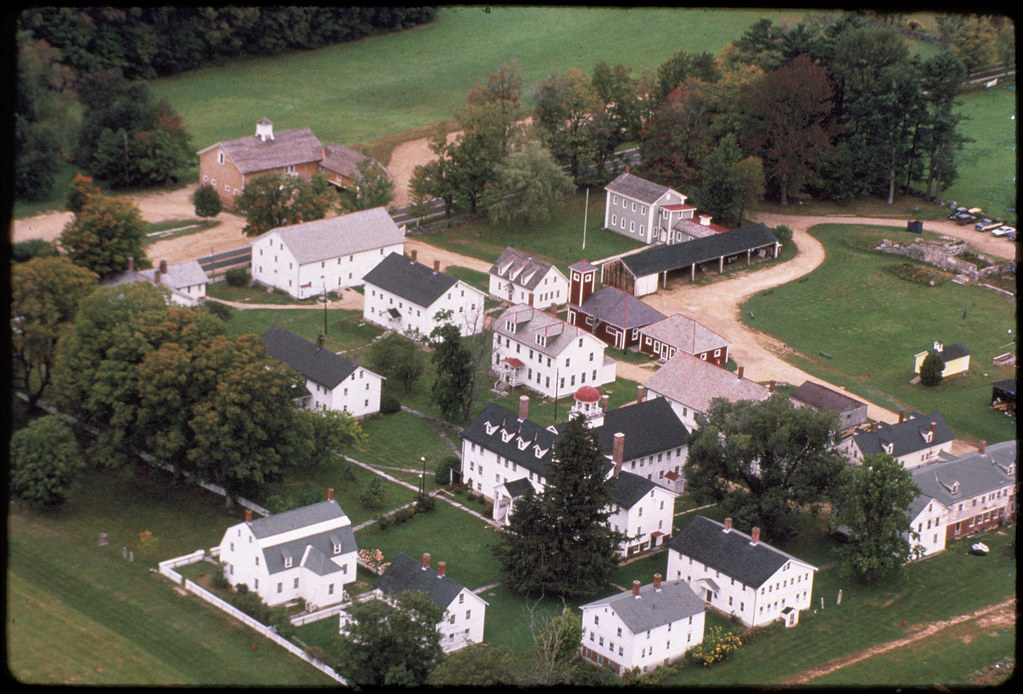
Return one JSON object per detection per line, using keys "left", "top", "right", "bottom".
{"left": 948, "top": 206, "right": 968, "bottom": 219}
{"left": 991, "top": 225, "right": 1016, "bottom": 237}
{"left": 952, "top": 213, "right": 976, "bottom": 225}
{"left": 976, "top": 219, "right": 1001, "bottom": 232}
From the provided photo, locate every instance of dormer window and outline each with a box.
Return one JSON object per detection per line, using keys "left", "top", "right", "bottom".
{"left": 922, "top": 429, "right": 933, "bottom": 443}
{"left": 881, "top": 441, "right": 894, "bottom": 455}
{"left": 535, "top": 333, "right": 546, "bottom": 347}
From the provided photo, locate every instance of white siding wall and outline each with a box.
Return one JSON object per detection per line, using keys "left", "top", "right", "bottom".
{"left": 364, "top": 281, "right": 485, "bottom": 339}
{"left": 666, "top": 548, "right": 815, "bottom": 628}
{"left": 491, "top": 330, "right": 615, "bottom": 400}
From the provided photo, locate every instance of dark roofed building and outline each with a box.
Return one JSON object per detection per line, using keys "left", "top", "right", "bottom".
{"left": 601, "top": 222, "right": 781, "bottom": 296}
{"left": 790, "top": 381, "right": 869, "bottom": 431}
{"left": 666, "top": 515, "right": 818, "bottom": 627}
{"left": 838, "top": 411, "right": 955, "bottom": 469}
{"left": 565, "top": 258, "right": 666, "bottom": 350}
{"left": 991, "top": 378, "right": 1015, "bottom": 417}
{"left": 371, "top": 552, "right": 489, "bottom": 652}
{"left": 362, "top": 252, "right": 487, "bottom": 337}
{"left": 261, "top": 325, "right": 383, "bottom": 417}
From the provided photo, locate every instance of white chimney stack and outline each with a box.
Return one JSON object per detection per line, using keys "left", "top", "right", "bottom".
{"left": 256, "top": 118, "right": 275, "bottom": 142}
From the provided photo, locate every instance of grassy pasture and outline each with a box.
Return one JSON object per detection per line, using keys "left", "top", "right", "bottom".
{"left": 6, "top": 471, "right": 335, "bottom": 686}
{"left": 741, "top": 224, "right": 1017, "bottom": 445}
{"left": 149, "top": 6, "right": 804, "bottom": 154}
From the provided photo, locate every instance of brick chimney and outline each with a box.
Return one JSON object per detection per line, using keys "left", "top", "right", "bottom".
{"left": 632, "top": 580, "right": 641, "bottom": 598}
{"left": 769, "top": 380, "right": 775, "bottom": 393}
{"left": 724, "top": 517, "right": 733, "bottom": 532}
{"left": 898, "top": 410, "right": 905, "bottom": 423}
{"left": 159, "top": 259, "right": 168, "bottom": 274}
{"left": 872, "top": 421, "right": 878, "bottom": 432}
{"left": 653, "top": 573, "right": 662, "bottom": 591}
{"left": 518, "top": 395, "right": 529, "bottom": 422}
{"left": 317, "top": 333, "right": 325, "bottom": 350}
{"left": 327, "top": 488, "right": 334, "bottom": 502}
{"left": 437, "top": 561, "right": 446, "bottom": 578}
{"left": 979, "top": 440, "right": 986, "bottom": 454}
{"left": 410, "top": 249, "right": 417, "bottom": 263}
{"left": 601, "top": 394, "right": 609, "bottom": 412}
{"left": 154, "top": 267, "right": 162, "bottom": 285}
{"left": 636, "top": 385, "right": 645, "bottom": 403}
{"left": 930, "top": 421, "right": 937, "bottom": 438}
{"left": 433, "top": 259, "right": 441, "bottom": 273}
{"left": 613, "top": 432, "right": 625, "bottom": 475}
{"left": 421, "top": 553, "right": 431, "bottom": 571}
{"left": 750, "top": 527, "right": 760, "bottom": 545}
{"left": 127, "top": 257, "right": 134, "bottom": 272}
{"left": 737, "top": 366, "right": 744, "bottom": 380}
{"left": 245, "top": 509, "right": 252, "bottom": 523}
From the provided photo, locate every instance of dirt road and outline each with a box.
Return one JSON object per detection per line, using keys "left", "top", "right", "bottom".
{"left": 780, "top": 597, "right": 1016, "bottom": 685}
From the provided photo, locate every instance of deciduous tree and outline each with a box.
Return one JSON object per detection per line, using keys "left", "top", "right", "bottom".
{"left": 336, "top": 157, "right": 395, "bottom": 213}
{"left": 684, "top": 394, "right": 845, "bottom": 539}
{"left": 10, "top": 415, "right": 84, "bottom": 508}
{"left": 59, "top": 192, "right": 148, "bottom": 278}
{"left": 235, "top": 173, "right": 337, "bottom": 236}
{"left": 426, "top": 642, "right": 516, "bottom": 686}
{"left": 482, "top": 140, "right": 574, "bottom": 228}
{"left": 10, "top": 256, "right": 98, "bottom": 410}
{"left": 366, "top": 332, "right": 424, "bottom": 393}
{"left": 331, "top": 590, "right": 444, "bottom": 686}
{"left": 830, "top": 453, "right": 922, "bottom": 583}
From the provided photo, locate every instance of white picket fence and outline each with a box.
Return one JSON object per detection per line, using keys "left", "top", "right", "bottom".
{"left": 158, "top": 552, "right": 346, "bottom": 684}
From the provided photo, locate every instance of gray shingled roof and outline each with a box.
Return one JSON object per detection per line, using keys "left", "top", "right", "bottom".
{"left": 911, "top": 439, "right": 1016, "bottom": 510}
{"left": 489, "top": 247, "right": 564, "bottom": 291}
{"left": 374, "top": 552, "right": 473, "bottom": 610}
{"left": 644, "top": 351, "right": 771, "bottom": 414}
{"left": 581, "top": 579, "right": 704, "bottom": 633}
{"left": 640, "top": 313, "right": 730, "bottom": 355}
{"left": 246, "top": 498, "right": 349, "bottom": 540}
{"left": 620, "top": 223, "right": 779, "bottom": 278}
{"left": 493, "top": 305, "right": 596, "bottom": 358}
{"left": 255, "top": 207, "right": 404, "bottom": 265}
{"left": 572, "top": 286, "right": 666, "bottom": 331}
{"left": 138, "top": 259, "right": 209, "bottom": 290}
{"left": 362, "top": 252, "right": 458, "bottom": 308}
{"left": 320, "top": 143, "right": 390, "bottom": 179}
{"left": 667, "top": 515, "right": 817, "bottom": 588}
{"left": 790, "top": 381, "right": 866, "bottom": 414}
{"left": 201, "top": 126, "right": 324, "bottom": 174}
{"left": 850, "top": 412, "right": 954, "bottom": 459}
{"left": 604, "top": 172, "right": 672, "bottom": 204}
{"left": 261, "top": 325, "right": 360, "bottom": 389}
{"left": 263, "top": 526, "right": 357, "bottom": 576}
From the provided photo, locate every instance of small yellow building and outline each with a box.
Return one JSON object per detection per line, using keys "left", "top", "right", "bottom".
{"left": 914, "top": 340, "right": 971, "bottom": 378}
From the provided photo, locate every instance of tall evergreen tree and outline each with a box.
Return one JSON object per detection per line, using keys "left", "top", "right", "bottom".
{"left": 430, "top": 321, "right": 473, "bottom": 421}
{"left": 495, "top": 414, "right": 626, "bottom": 599}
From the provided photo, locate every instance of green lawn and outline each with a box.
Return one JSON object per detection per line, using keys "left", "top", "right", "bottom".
{"left": 6, "top": 471, "right": 336, "bottom": 686}
{"left": 741, "top": 224, "right": 1017, "bottom": 445}
{"left": 417, "top": 189, "right": 645, "bottom": 273}
{"left": 148, "top": 7, "right": 804, "bottom": 156}
{"left": 221, "top": 307, "right": 382, "bottom": 357}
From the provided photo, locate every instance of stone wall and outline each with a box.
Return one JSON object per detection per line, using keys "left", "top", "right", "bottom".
{"left": 875, "top": 238, "right": 1013, "bottom": 281}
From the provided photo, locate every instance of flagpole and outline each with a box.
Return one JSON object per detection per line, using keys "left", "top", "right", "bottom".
{"left": 582, "top": 188, "right": 589, "bottom": 251}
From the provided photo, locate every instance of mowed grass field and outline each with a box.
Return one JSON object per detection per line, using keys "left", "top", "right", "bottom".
{"left": 741, "top": 224, "right": 1017, "bottom": 445}
{"left": 149, "top": 6, "right": 805, "bottom": 153}
{"left": 6, "top": 472, "right": 336, "bottom": 686}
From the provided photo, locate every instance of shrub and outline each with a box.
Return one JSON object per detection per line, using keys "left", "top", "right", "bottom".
{"left": 686, "top": 625, "right": 743, "bottom": 667}
{"left": 919, "top": 350, "right": 945, "bottom": 387}
{"left": 376, "top": 514, "right": 392, "bottom": 531}
{"left": 203, "top": 300, "right": 233, "bottom": 321}
{"left": 414, "top": 493, "right": 435, "bottom": 513}
{"left": 225, "top": 267, "right": 250, "bottom": 287}
{"left": 212, "top": 561, "right": 230, "bottom": 589}
{"left": 434, "top": 455, "right": 461, "bottom": 485}
{"left": 192, "top": 183, "right": 222, "bottom": 218}
{"left": 360, "top": 477, "right": 386, "bottom": 509}
{"left": 380, "top": 394, "right": 401, "bottom": 415}
{"left": 771, "top": 224, "right": 793, "bottom": 244}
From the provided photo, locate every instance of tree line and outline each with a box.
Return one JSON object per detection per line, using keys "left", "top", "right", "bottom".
{"left": 409, "top": 12, "right": 1011, "bottom": 229}
{"left": 14, "top": 7, "right": 435, "bottom": 202}
{"left": 17, "top": 7, "right": 437, "bottom": 80}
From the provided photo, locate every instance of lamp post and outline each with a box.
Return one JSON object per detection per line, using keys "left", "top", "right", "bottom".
{"left": 419, "top": 456, "right": 426, "bottom": 496}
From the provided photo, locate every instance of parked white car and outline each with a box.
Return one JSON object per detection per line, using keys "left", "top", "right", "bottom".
{"left": 991, "top": 225, "right": 1015, "bottom": 237}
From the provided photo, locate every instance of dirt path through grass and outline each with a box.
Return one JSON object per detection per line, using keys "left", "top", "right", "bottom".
{"left": 779, "top": 597, "right": 1016, "bottom": 685}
